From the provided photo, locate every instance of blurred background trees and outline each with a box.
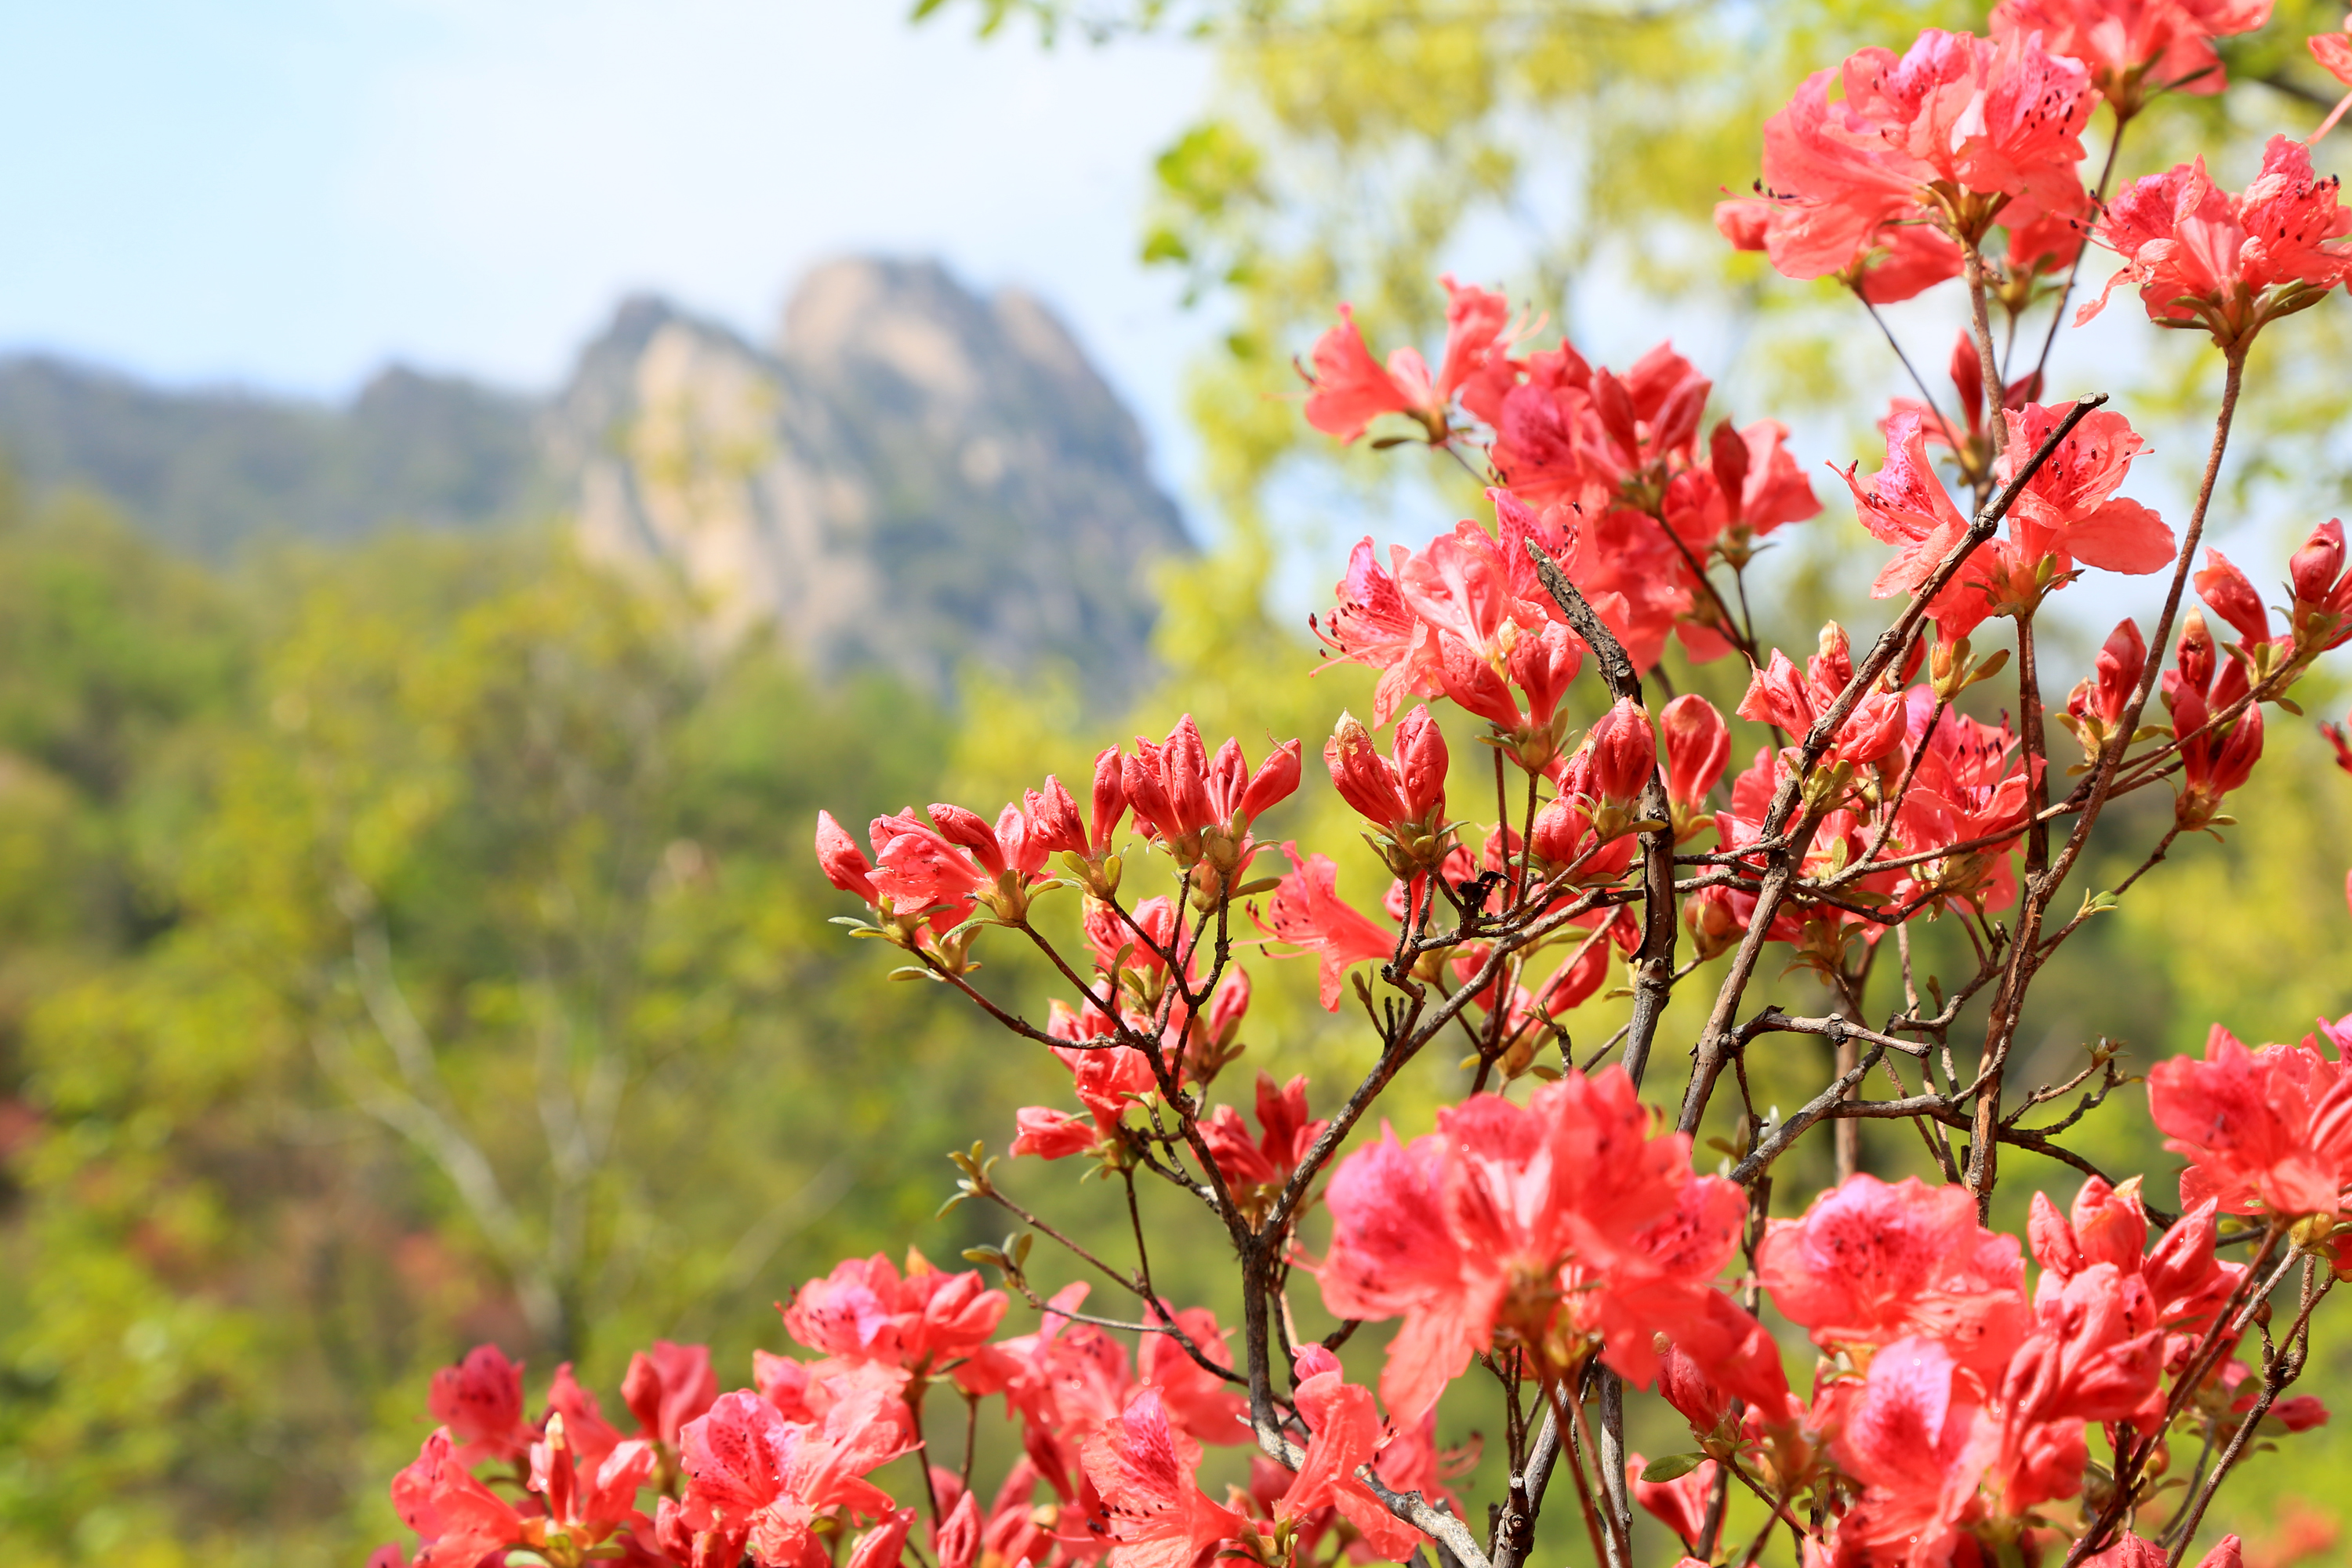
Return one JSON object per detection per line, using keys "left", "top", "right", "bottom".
{"left": 0, "top": 0, "right": 2349, "bottom": 1562}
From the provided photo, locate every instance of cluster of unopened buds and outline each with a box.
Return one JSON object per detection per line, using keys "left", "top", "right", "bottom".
{"left": 380, "top": 0, "right": 2352, "bottom": 1563}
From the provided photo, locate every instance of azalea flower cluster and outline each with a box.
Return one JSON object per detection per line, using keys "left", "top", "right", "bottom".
{"left": 379, "top": 0, "right": 2352, "bottom": 1563}
{"left": 375, "top": 1027, "right": 2352, "bottom": 1568}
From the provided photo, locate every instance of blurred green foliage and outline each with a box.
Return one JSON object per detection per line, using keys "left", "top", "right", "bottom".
{"left": 0, "top": 482, "right": 1103, "bottom": 1565}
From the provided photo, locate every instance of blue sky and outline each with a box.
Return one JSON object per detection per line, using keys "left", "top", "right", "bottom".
{"left": 0, "top": 1, "right": 1213, "bottom": 485}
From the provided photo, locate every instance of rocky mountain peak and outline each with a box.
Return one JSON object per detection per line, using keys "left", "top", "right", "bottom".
{"left": 563, "top": 259, "right": 1190, "bottom": 706}
{"left": 0, "top": 258, "right": 1192, "bottom": 708}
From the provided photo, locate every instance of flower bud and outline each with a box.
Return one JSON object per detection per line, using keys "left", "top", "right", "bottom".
{"left": 2209, "top": 702, "right": 2263, "bottom": 797}
{"left": 814, "top": 811, "right": 880, "bottom": 904}
{"left": 1237, "top": 739, "right": 1303, "bottom": 824}
{"left": 2089, "top": 618, "right": 2145, "bottom": 729}
{"left": 2194, "top": 550, "right": 2270, "bottom": 645}
{"left": 2172, "top": 609, "right": 2216, "bottom": 701}
{"left": 1588, "top": 698, "right": 1657, "bottom": 808}
{"left": 1025, "top": 777, "right": 1088, "bottom": 857}
{"left": 1809, "top": 621, "right": 1853, "bottom": 695}
{"left": 1529, "top": 796, "right": 1593, "bottom": 869}
{"left": 1836, "top": 690, "right": 1910, "bottom": 766}
{"left": 928, "top": 803, "right": 1008, "bottom": 878}
{"left": 1204, "top": 965, "right": 1252, "bottom": 1044}
{"left": 1164, "top": 717, "right": 1214, "bottom": 831}
{"left": 1293, "top": 1343, "right": 1341, "bottom": 1381}
{"left": 1505, "top": 621, "right": 1584, "bottom": 727}
{"left": 1738, "top": 649, "right": 1814, "bottom": 733}
{"left": 995, "top": 801, "right": 1046, "bottom": 880}
{"left": 1947, "top": 328, "right": 1984, "bottom": 434}
{"left": 1592, "top": 368, "right": 1641, "bottom": 463}
{"left": 1123, "top": 746, "right": 1176, "bottom": 840}
{"left": 1392, "top": 705, "right": 1450, "bottom": 822}
{"left": 1325, "top": 712, "right": 1409, "bottom": 829}
{"left": 1089, "top": 745, "right": 1128, "bottom": 852}
{"left": 1658, "top": 694, "right": 1730, "bottom": 817}
{"left": 2290, "top": 519, "right": 2345, "bottom": 608}
{"left": 1436, "top": 630, "right": 1524, "bottom": 731}
{"left": 1685, "top": 886, "right": 1741, "bottom": 961}
{"left": 1929, "top": 631, "right": 1968, "bottom": 702}
{"left": 1708, "top": 419, "right": 1751, "bottom": 522}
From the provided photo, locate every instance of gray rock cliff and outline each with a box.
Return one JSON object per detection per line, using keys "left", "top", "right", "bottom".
{"left": 550, "top": 260, "right": 1189, "bottom": 705}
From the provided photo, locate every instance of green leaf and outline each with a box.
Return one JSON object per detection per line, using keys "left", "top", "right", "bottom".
{"left": 1641, "top": 1453, "right": 1706, "bottom": 1483}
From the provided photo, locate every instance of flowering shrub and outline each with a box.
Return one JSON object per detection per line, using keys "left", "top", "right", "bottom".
{"left": 376, "top": 2, "right": 2352, "bottom": 1564}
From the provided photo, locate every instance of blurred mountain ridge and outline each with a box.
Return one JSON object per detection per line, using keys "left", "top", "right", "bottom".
{"left": 0, "top": 257, "right": 1190, "bottom": 703}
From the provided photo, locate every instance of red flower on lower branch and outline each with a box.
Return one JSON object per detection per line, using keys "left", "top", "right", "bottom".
{"left": 1315, "top": 1066, "right": 1784, "bottom": 1421}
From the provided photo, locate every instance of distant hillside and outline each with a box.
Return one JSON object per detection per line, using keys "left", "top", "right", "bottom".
{"left": 0, "top": 260, "right": 1192, "bottom": 705}
{"left": 0, "top": 358, "right": 556, "bottom": 559}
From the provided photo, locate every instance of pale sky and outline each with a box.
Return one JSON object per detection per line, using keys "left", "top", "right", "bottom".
{"left": 0, "top": 0, "right": 1214, "bottom": 489}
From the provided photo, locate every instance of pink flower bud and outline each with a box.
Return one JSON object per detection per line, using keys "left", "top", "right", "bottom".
{"left": 1505, "top": 622, "right": 1584, "bottom": 725}
{"left": 815, "top": 811, "right": 880, "bottom": 903}
{"left": 1588, "top": 698, "right": 1656, "bottom": 808}
{"left": 994, "top": 801, "right": 1046, "bottom": 880}
{"left": 1708, "top": 419, "right": 1751, "bottom": 521}
{"left": 2090, "top": 619, "right": 2145, "bottom": 729}
{"left": 1293, "top": 1343, "right": 1341, "bottom": 1381}
{"left": 2194, "top": 549, "right": 2270, "bottom": 644}
{"left": 1163, "top": 716, "right": 1214, "bottom": 832}
{"left": 1204, "top": 966, "right": 1252, "bottom": 1040}
{"left": 1658, "top": 694, "right": 1729, "bottom": 813}
{"left": 2208, "top": 702, "right": 2263, "bottom": 797}
{"left": 1685, "top": 885, "right": 1741, "bottom": 960}
{"left": 2172, "top": 609, "right": 2216, "bottom": 699}
{"left": 1393, "top": 705, "right": 1450, "bottom": 821}
{"left": 2289, "top": 517, "right": 2347, "bottom": 606}
{"left": 1592, "top": 368, "right": 1641, "bottom": 463}
{"left": 1836, "top": 690, "right": 1910, "bottom": 766}
{"left": 1089, "top": 745, "right": 1127, "bottom": 852}
{"left": 1737, "top": 649, "right": 1815, "bottom": 735}
{"left": 1208, "top": 736, "right": 1250, "bottom": 818}
{"left": 1529, "top": 795, "right": 1593, "bottom": 867}
{"left": 1809, "top": 621, "right": 1853, "bottom": 695}
{"left": 622, "top": 1341, "right": 717, "bottom": 1449}
{"left": 2271, "top": 1399, "right": 2328, "bottom": 1433}
{"left": 1238, "top": 739, "right": 1303, "bottom": 823}
{"left": 1947, "top": 329, "right": 1984, "bottom": 434}
{"left": 1326, "top": 712, "right": 1409, "bottom": 829}
{"left": 1025, "top": 776, "right": 1088, "bottom": 857}
{"left": 1436, "top": 631, "right": 1524, "bottom": 730}
{"left": 1123, "top": 744, "right": 1176, "bottom": 839}
{"left": 927, "top": 803, "right": 1007, "bottom": 878}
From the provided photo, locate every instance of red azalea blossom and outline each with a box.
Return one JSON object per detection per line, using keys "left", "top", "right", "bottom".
{"left": 1759, "top": 1174, "right": 2032, "bottom": 1374}
{"left": 2080, "top": 136, "right": 2352, "bottom": 349}
{"left": 782, "top": 1251, "right": 1009, "bottom": 1385}
{"left": 1076, "top": 1388, "right": 1251, "bottom": 1568}
{"left": 427, "top": 1343, "right": 536, "bottom": 1465}
{"left": 2147, "top": 1017, "right": 2352, "bottom": 1218}
{"left": 1991, "top": 0, "right": 2271, "bottom": 112}
{"left": 623, "top": 1340, "right": 719, "bottom": 1449}
{"left": 1302, "top": 278, "right": 1516, "bottom": 443}
{"left": 677, "top": 1385, "right": 915, "bottom": 1568}
{"left": 393, "top": 1430, "right": 531, "bottom": 1567}
{"left": 1256, "top": 845, "right": 1399, "bottom": 1011}
{"left": 1317, "top": 1067, "right": 1781, "bottom": 1420}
